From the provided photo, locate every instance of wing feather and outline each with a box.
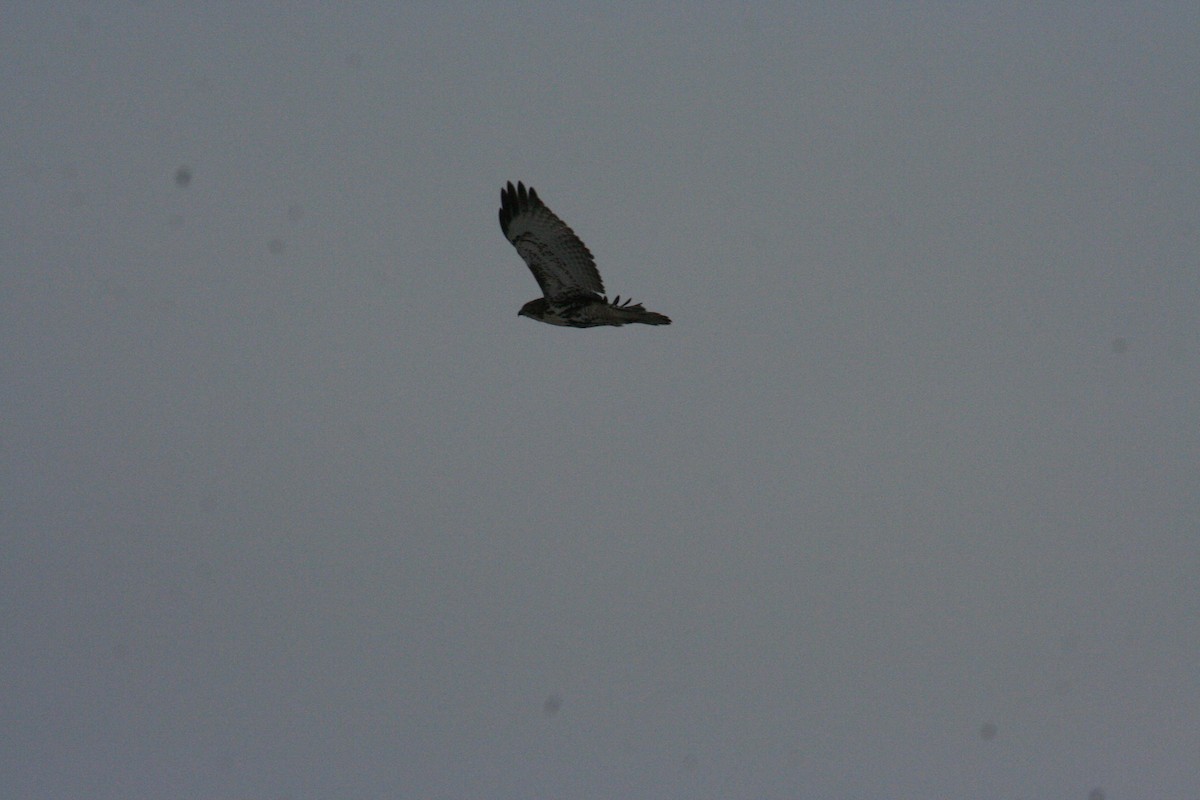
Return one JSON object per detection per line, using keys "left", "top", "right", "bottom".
{"left": 499, "top": 181, "right": 605, "bottom": 301}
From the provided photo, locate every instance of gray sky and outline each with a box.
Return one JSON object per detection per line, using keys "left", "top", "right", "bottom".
{"left": 3, "top": 4, "right": 1198, "bottom": 798}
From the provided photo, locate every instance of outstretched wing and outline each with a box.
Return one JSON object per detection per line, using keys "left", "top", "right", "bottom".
{"left": 499, "top": 181, "right": 605, "bottom": 301}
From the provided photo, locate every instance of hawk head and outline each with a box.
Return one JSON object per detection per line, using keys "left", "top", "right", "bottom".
{"left": 518, "top": 298, "right": 549, "bottom": 320}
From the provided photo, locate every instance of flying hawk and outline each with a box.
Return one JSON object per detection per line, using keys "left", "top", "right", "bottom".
{"left": 499, "top": 181, "right": 671, "bottom": 327}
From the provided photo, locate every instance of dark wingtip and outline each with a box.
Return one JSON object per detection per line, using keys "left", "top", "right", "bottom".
{"left": 500, "top": 182, "right": 542, "bottom": 234}
{"left": 500, "top": 181, "right": 525, "bottom": 234}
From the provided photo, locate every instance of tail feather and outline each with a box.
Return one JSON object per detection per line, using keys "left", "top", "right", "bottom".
{"left": 608, "top": 296, "right": 671, "bottom": 326}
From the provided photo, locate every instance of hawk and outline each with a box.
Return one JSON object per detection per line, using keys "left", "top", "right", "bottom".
{"left": 499, "top": 181, "right": 671, "bottom": 327}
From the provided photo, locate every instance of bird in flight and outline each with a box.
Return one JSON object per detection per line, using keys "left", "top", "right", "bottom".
{"left": 499, "top": 181, "right": 671, "bottom": 327}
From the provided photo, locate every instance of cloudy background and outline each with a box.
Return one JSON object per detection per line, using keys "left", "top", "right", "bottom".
{"left": 3, "top": 4, "right": 1198, "bottom": 798}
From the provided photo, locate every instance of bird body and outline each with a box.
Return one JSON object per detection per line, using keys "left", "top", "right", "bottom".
{"left": 499, "top": 181, "right": 670, "bottom": 327}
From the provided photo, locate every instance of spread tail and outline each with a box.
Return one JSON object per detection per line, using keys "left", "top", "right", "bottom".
{"left": 610, "top": 295, "right": 671, "bottom": 326}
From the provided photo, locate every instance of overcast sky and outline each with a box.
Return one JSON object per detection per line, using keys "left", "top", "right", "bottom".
{"left": 3, "top": 4, "right": 1198, "bottom": 799}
